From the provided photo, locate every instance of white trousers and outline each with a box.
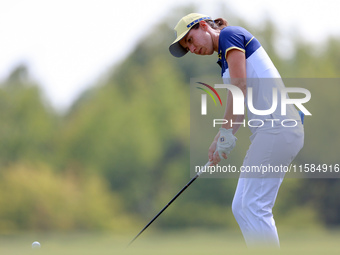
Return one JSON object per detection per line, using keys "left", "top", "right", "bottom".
{"left": 232, "top": 125, "right": 304, "bottom": 247}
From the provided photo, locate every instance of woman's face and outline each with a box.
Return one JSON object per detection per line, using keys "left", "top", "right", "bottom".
{"left": 179, "top": 21, "right": 216, "bottom": 56}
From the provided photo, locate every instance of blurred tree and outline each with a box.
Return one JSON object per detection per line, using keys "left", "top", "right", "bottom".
{"left": 0, "top": 163, "right": 133, "bottom": 232}
{"left": 0, "top": 65, "right": 58, "bottom": 166}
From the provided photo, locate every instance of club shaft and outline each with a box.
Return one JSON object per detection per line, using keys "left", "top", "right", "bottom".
{"left": 128, "top": 161, "right": 210, "bottom": 246}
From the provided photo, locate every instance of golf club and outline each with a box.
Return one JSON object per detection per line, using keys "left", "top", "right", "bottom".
{"left": 128, "top": 161, "right": 211, "bottom": 247}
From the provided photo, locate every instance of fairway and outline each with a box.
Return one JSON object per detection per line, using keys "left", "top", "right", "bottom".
{"left": 1, "top": 229, "right": 340, "bottom": 255}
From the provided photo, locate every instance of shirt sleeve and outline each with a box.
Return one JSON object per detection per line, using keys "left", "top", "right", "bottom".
{"left": 220, "top": 27, "right": 246, "bottom": 58}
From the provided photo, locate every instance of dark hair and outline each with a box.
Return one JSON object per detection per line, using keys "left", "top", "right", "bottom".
{"left": 192, "top": 18, "right": 228, "bottom": 30}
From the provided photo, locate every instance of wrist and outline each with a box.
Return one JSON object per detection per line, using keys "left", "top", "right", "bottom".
{"left": 214, "top": 131, "right": 220, "bottom": 141}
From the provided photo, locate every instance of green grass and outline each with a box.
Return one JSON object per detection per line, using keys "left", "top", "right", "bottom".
{"left": 1, "top": 229, "right": 340, "bottom": 255}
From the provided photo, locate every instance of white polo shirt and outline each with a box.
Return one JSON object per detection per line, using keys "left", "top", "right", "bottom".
{"left": 217, "top": 26, "right": 300, "bottom": 133}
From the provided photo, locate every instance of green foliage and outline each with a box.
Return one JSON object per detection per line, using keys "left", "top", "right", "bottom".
{"left": 0, "top": 65, "right": 58, "bottom": 166}
{"left": 56, "top": 54, "right": 191, "bottom": 218}
{"left": 0, "top": 163, "right": 133, "bottom": 232}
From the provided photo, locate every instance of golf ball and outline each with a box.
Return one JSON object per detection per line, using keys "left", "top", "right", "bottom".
{"left": 32, "top": 241, "right": 41, "bottom": 249}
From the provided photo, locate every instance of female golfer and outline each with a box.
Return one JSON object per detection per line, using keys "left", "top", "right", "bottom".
{"left": 169, "top": 13, "right": 304, "bottom": 247}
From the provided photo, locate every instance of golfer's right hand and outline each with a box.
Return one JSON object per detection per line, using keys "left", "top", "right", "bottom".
{"left": 208, "top": 140, "right": 222, "bottom": 165}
